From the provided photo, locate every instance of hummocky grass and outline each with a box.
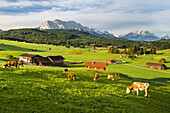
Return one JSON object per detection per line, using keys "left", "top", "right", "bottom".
{"left": 0, "top": 39, "right": 170, "bottom": 112}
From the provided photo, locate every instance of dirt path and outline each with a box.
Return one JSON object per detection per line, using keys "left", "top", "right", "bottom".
{"left": 124, "top": 64, "right": 170, "bottom": 74}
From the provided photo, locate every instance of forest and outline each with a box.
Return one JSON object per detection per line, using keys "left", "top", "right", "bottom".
{"left": 0, "top": 28, "right": 169, "bottom": 50}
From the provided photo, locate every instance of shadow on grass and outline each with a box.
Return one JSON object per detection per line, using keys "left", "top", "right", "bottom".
{"left": 1, "top": 44, "right": 45, "bottom": 52}
{"left": 0, "top": 58, "right": 10, "bottom": 62}
{"left": 156, "top": 53, "right": 164, "bottom": 55}
{"left": 119, "top": 73, "right": 170, "bottom": 85}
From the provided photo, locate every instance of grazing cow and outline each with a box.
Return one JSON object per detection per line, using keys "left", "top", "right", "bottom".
{"left": 126, "top": 82, "right": 150, "bottom": 97}
{"left": 63, "top": 68, "right": 68, "bottom": 73}
{"left": 94, "top": 74, "right": 101, "bottom": 81}
{"left": 3, "top": 61, "right": 23, "bottom": 69}
{"left": 108, "top": 75, "right": 114, "bottom": 81}
{"left": 115, "top": 73, "right": 118, "bottom": 77}
{"left": 94, "top": 74, "right": 110, "bottom": 81}
{"left": 67, "top": 74, "right": 75, "bottom": 80}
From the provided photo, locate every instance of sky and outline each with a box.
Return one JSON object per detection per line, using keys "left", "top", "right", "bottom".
{"left": 0, "top": 0, "right": 170, "bottom": 36}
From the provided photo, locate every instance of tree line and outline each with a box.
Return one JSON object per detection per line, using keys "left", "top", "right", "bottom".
{"left": 0, "top": 28, "right": 169, "bottom": 50}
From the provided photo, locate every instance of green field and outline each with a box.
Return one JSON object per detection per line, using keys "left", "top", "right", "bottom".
{"left": 0, "top": 39, "right": 170, "bottom": 112}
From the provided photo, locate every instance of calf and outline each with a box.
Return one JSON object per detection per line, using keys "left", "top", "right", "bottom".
{"left": 67, "top": 74, "right": 75, "bottom": 80}
{"left": 126, "top": 82, "right": 150, "bottom": 97}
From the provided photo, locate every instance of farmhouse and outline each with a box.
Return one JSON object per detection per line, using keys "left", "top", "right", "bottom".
{"left": 85, "top": 62, "right": 107, "bottom": 70}
{"left": 146, "top": 62, "right": 167, "bottom": 70}
{"left": 108, "top": 58, "right": 117, "bottom": 64}
{"left": 159, "top": 58, "right": 166, "bottom": 63}
{"left": 47, "top": 56, "right": 65, "bottom": 65}
{"left": 32, "top": 57, "right": 52, "bottom": 66}
{"left": 19, "top": 53, "right": 42, "bottom": 63}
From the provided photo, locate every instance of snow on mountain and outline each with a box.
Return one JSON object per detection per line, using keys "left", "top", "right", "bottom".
{"left": 40, "top": 19, "right": 115, "bottom": 38}
{"left": 158, "top": 34, "right": 170, "bottom": 39}
{"left": 0, "top": 29, "right": 3, "bottom": 32}
{"left": 119, "top": 30, "right": 169, "bottom": 41}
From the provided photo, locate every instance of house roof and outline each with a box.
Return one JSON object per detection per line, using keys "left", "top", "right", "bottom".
{"left": 146, "top": 62, "right": 166, "bottom": 67}
{"left": 19, "top": 53, "right": 40, "bottom": 58}
{"left": 47, "top": 56, "right": 65, "bottom": 61}
{"left": 108, "top": 58, "right": 114, "bottom": 61}
{"left": 85, "top": 62, "right": 107, "bottom": 68}
{"left": 159, "top": 58, "right": 166, "bottom": 60}
{"left": 34, "top": 57, "right": 52, "bottom": 64}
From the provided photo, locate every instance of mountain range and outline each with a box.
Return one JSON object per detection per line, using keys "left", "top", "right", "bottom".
{"left": 119, "top": 30, "right": 170, "bottom": 41}
{"left": 0, "top": 29, "right": 3, "bottom": 32}
{"left": 39, "top": 19, "right": 115, "bottom": 38}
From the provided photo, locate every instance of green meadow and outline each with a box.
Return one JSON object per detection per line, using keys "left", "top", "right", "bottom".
{"left": 0, "top": 39, "right": 170, "bottom": 112}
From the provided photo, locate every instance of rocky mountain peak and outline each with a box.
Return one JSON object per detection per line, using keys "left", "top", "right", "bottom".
{"left": 40, "top": 19, "right": 115, "bottom": 38}
{"left": 120, "top": 30, "right": 169, "bottom": 41}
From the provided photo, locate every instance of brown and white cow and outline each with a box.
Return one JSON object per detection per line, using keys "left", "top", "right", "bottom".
{"left": 108, "top": 75, "right": 114, "bottom": 81}
{"left": 94, "top": 73, "right": 101, "bottom": 81}
{"left": 67, "top": 74, "right": 75, "bottom": 80}
{"left": 3, "top": 61, "right": 23, "bottom": 69}
{"left": 126, "top": 82, "right": 150, "bottom": 97}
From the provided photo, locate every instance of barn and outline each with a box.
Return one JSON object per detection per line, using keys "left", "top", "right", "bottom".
{"left": 19, "top": 53, "right": 42, "bottom": 63}
{"left": 159, "top": 58, "right": 166, "bottom": 63}
{"left": 146, "top": 62, "right": 167, "bottom": 70}
{"left": 32, "top": 57, "right": 52, "bottom": 66}
{"left": 47, "top": 56, "right": 65, "bottom": 65}
{"left": 108, "top": 58, "right": 117, "bottom": 64}
{"left": 85, "top": 62, "right": 107, "bottom": 70}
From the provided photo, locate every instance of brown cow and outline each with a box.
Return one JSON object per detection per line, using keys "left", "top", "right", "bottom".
{"left": 94, "top": 73, "right": 101, "bottom": 81}
{"left": 126, "top": 82, "right": 150, "bottom": 97}
{"left": 63, "top": 68, "right": 68, "bottom": 73}
{"left": 3, "top": 61, "right": 23, "bottom": 69}
{"left": 67, "top": 74, "right": 75, "bottom": 80}
{"left": 94, "top": 74, "right": 111, "bottom": 81}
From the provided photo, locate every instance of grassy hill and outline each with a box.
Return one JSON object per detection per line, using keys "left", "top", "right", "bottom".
{"left": 0, "top": 39, "right": 170, "bottom": 112}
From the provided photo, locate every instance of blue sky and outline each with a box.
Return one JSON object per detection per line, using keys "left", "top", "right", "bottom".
{"left": 0, "top": 0, "right": 170, "bottom": 36}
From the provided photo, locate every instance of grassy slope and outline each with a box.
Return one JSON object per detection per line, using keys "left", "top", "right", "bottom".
{"left": 0, "top": 39, "right": 170, "bottom": 112}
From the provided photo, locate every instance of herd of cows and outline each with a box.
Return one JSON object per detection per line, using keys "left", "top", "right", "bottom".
{"left": 65, "top": 69, "right": 150, "bottom": 98}
{"left": 3, "top": 61, "right": 150, "bottom": 98}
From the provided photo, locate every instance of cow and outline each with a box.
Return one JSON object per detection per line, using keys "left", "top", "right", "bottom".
{"left": 94, "top": 73, "right": 101, "bottom": 81}
{"left": 94, "top": 74, "right": 114, "bottom": 81}
{"left": 63, "top": 68, "right": 68, "bottom": 73}
{"left": 126, "top": 82, "right": 150, "bottom": 97}
{"left": 108, "top": 75, "right": 114, "bottom": 81}
{"left": 3, "top": 61, "right": 24, "bottom": 69}
{"left": 67, "top": 74, "right": 75, "bottom": 80}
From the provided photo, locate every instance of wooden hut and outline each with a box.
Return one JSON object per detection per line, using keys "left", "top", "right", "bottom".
{"left": 108, "top": 58, "right": 117, "bottom": 64}
{"left": 85, "top": 62, "right": 107, "bottom": 70}
{"left": 47, "top": 56, "right": 65, "bottom": 65}
{"left": 146, "top": 62, "right": 167, "bottom": 70}
{"left": 32, "top": 57, "right": 52, "bottom": 66}
{"left": 19, "top": 53, "right": 41, "bottom": 63}
{"left": 159, "top": 58, "right": 166, "bottom": 63}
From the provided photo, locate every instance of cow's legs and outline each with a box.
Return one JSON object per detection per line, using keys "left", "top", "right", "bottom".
{"left": 144, "top": 89, "right": 148, "bottom": 97}
{"left": 73, "top": 76, "right": 75, "bottom": 80}
{"left": 136, "top": 89, "right": 139, "bottom": 96}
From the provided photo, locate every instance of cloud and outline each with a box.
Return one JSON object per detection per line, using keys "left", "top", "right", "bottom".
{"left": 0, "top": 0, "right": 170, "bottom": 36}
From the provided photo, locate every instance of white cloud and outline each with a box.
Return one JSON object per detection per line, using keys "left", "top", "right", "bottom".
{"left": 0, "top": 0, "right": 170, "bottom": 36}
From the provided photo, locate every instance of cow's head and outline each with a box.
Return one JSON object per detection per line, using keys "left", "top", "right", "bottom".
{"left": 3, "top": 65, "right": 6, "bottom": 68}
{"left": 94, "top": 78, "right": 97, "bottom": 81}
{"left": 126, "top": 87, "right": 131, "bottom": 94}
